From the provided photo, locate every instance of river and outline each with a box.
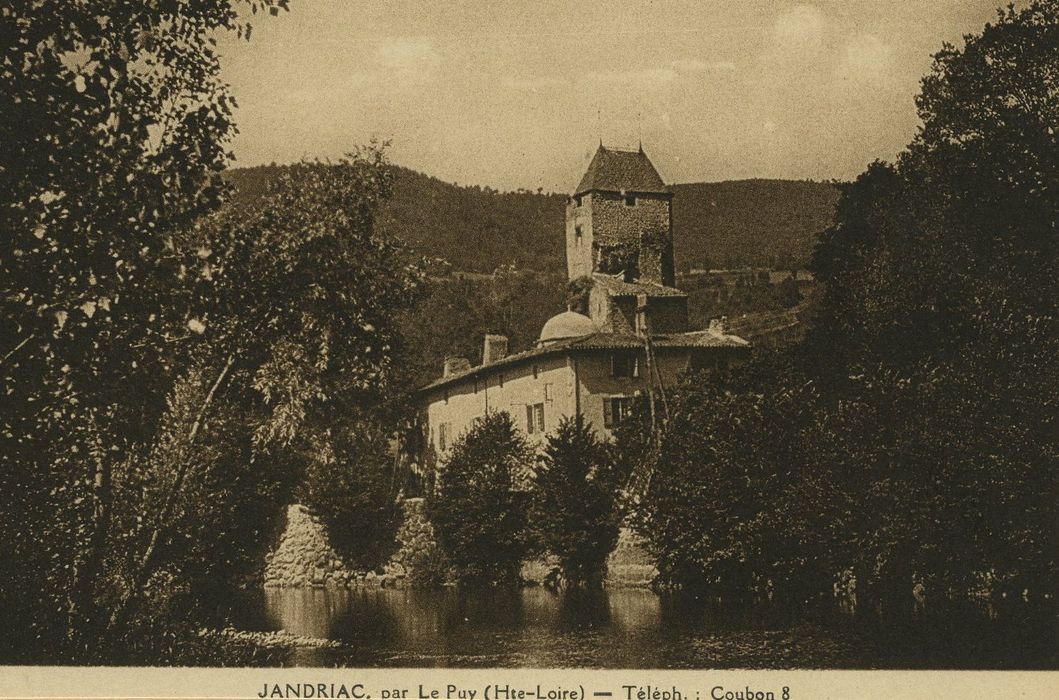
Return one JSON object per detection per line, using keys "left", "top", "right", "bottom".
{"left": 227, "top": 587, "right": 1057, "bottom": 668}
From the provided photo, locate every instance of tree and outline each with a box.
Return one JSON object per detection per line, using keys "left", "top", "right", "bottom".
{"left": 426, "top": 412, "right": 532, "bottom": 585}
{"left": 395, "top": 270, "right": 566, "bottom": 389}
{"left": 532, "top": 417, "right": 621, "bottom": 587}
{"left": 105, "top": 148, "right": 425, "bottom": 645}
{"left": 300, "top": 418, "right": 401, "bottom": 570}
{"left": 0, "top": 0, "right": 288, "bottom": 661}
{"left": 637, "top": 0, "right": 1058, "bottom": 609}
{"left": 636, "top": 357, "right": 853, "bottom": 602}
{"left": 809, "top": 0, "right": 1058, "bottom": 603}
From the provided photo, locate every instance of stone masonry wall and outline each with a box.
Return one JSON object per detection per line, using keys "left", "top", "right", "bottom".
{"left": 264, "top": 500, "right": 655, "bottom": 589}
{"left": 591, "top": 193, "right": 673, "bottom": 287}
{"left": 385, "top": 497, "right": 439, "bottom": 582}
{"left": 263, "top": 504, "right": 355, "bottom": 588}
{"left": 521, "top": 527, "right": 656, "bottom": 588}
{"left": 567, "top": 193, "right": 674, "bottom": 287}
{"left": 264, "top": 499, "right": 436, "bottom": 588}
{"left": 606, "top": 526, "right": 657, "bottom": 587}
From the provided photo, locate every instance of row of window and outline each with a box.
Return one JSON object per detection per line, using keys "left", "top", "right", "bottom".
{"left": 457, "top": 365, "right": 548, "bottom": 401}
{"left": 450, "top": 353, "right": 641, "bottom": 404}
{"left": 435, "top": 402, "right": 550, "bottom": 449}
{"left": 435, "top": 395, "right": 635, "bottom": 451}
{"left": 448, "top": 356, "right": 639, "bottom": 407}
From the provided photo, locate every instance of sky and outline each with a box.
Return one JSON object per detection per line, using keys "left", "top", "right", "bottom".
{"left": 217, "top": 0, "right": 1012, "bottom": 192}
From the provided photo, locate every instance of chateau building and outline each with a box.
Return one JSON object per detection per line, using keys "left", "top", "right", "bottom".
{"left": 417, "top": 144, "right": 749, "bottom": 462}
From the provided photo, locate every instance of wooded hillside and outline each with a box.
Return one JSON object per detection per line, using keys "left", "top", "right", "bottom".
{"left": 225, "top": 165, "right": 839, "bottom": 272}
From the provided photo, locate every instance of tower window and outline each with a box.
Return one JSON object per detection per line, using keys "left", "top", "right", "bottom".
{"left": 574, "top": 225, "right": 583, "bottom": 246}
{"left": 624, "top": 195, "right": 636, "bottom": 207}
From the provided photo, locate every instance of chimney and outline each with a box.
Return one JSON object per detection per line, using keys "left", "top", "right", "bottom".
{"left": 635, "top": 293, "right": 650, "bottom": 337}
{"left": 443, "top": 356, "right": 472, "bottom": 377}
{"left": 482, "top": 334, "right": 509, "bottom": 364}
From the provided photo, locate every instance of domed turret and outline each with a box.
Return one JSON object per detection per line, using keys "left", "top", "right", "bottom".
{"left": 538, "top": 310, "right": 596, "bottom": 345}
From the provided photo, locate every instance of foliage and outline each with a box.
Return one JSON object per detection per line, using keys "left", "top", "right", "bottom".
{"left": 531, "top": 417, "right": 622, "bottom": 587}
{"left": 228, "top": 164, "right": 569, "bottom": 273}
{"left": 225, "top": 166, "right": 839, "bottom": 273}
{"left": 638, "top": 1, "right": 1058, "bottom": 610}
{"left": 0, "top": 0, "right": 289, "bottom": 662}
{"left": 102, "top": 148, "right": 425, "bottom": 645}
{"left": 227, "top": 168, "right": 835, "bottom": 391}
{"left": 1, "top": 23, "right": 422, "bottom": 656}
{"left": 609, "top": 397, "right": 654, "bottom": 496}
{"left": 300, "top": 420, "right": 401, "bottom": 570}
{"left": 672, "top": 179, "right": 839, "bottom": 272}
{"left": 637, "top": 356, "right": 851, "bottom": 600}
{"left": 808, "top": 0, "right": 1058, "bottom": 602}
{"left": 679, "top": 271, "right": 812, "bottom": 331}
{"left": 426, "top": 412, "right": 533, "bottom": 586}
{"left": 404, "top": 541, "right": 452, "bottom": 589}
{"left": 395, "top": 269, "right": 567, "bottom": 389}
{"left": 812, "top": 0, "right": 1057, "bottom": 368}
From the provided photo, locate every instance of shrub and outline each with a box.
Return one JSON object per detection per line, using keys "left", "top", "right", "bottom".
{"left": 532, "top": 417, "right": 622, "bottom": 587}
{"left": 405, "top": 541, "right": 452, "bottom": 588}
{"left": 635, "top": 358, "right": 853, "bottom": 601}
{"left": 426, "top": 412, "right": 532, "bottom": 585}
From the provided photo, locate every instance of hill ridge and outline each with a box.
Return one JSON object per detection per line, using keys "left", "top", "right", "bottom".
{"left": 224, "top": 164, "right": 840, "bottom": 273}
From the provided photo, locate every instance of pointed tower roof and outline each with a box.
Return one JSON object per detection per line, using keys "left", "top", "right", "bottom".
{"left": 574, "top": 144, "right": 671, "bottom": 196}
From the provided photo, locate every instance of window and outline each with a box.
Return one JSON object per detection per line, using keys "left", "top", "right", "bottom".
{"left": 574, "top": 225, "right": 583, "bottom": 246}
{"left": 624, "top": 194, "right": 636, "bottom": 207}
{"left": 604, "top": 397, "right": 635, "bottom": 428}
{"left": 438, "top": 422, "right": 451, "bottom": 451}
{"left": 533, "top": 364, "right": 541, "bottom": 379}
{"left": 473, "top": 378, "right": 479, "bottom": 394}
{"left": 443, "top": 390, "right": 449, "bottom": 404}
{"left": 611, "top": 353, "right": 639, "bottom": 378}
{"left": 498, "top": 373, "right": 504, "bottom": 388}
{"left": 526, "top": 402, "right": 545, "bottom": 434}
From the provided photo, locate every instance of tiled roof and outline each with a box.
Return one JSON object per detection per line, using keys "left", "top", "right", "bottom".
{"left": 591, "top": 273, "right": 687, "bottom": 298}
{"left": 418, "top": 329, "right": 747, "bottom": 393}
{"left": 574, "top": 145, "right": 670, "bottom": 196}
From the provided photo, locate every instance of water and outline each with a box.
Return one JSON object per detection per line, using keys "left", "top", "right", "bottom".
{"left": 230, "top": 587, "right": 1058, "bottom": 668}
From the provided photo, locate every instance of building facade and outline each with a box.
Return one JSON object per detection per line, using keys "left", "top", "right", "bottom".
{"left": 417, "top": 144, "right": 749, "bottom": 466}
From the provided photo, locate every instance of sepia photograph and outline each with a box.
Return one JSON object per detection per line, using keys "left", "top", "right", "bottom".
{"left": 1, "top": 0, "right": 1057, "bottom": 680}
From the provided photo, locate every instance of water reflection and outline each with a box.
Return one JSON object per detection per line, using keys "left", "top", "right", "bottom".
{"left": 238, "top": 587, "right": 1056, "bottom": 669}
{"left": 554, "top": 588, "right": 612, "bottom": 630}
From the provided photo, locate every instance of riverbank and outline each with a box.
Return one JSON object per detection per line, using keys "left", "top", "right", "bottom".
{"left": 222, "top": 586, "right": 1059, "bottom": 669}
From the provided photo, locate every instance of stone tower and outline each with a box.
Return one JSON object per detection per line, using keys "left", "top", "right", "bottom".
{"left": 565, "top": 144, "right": 675, "bottom": 287}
